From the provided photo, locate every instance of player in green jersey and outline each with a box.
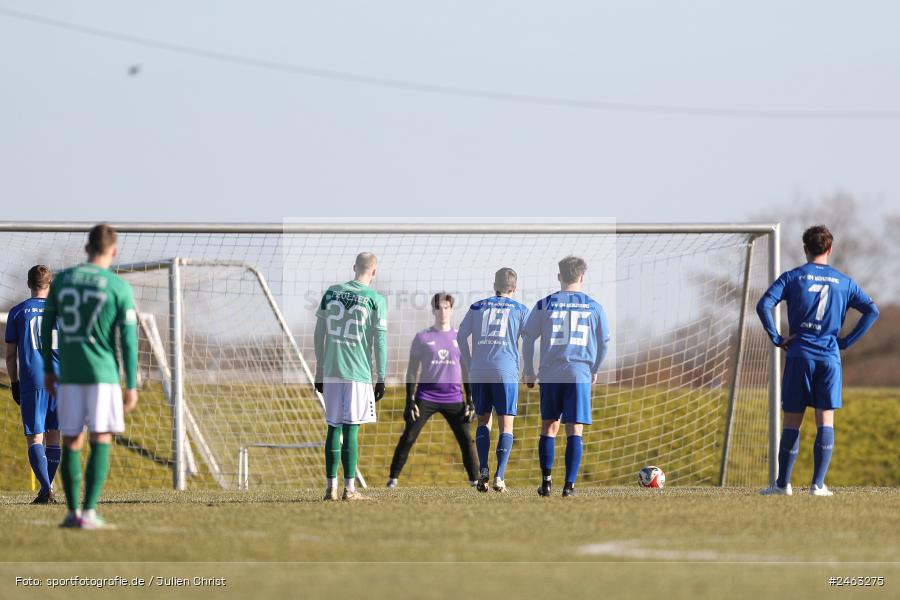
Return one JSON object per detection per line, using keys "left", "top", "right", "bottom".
{"left": 40, "top": 224, "right": 138, "bottom": 529}
{"left": 314, "top": 252, "right": 387, "bottom": 501}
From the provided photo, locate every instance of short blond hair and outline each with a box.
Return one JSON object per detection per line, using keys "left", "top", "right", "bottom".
{"left": 494, "top": 267, "right": 517, "bottom": 294}
{"left": 354, "top": 252, "right": 377, "bottom": 274}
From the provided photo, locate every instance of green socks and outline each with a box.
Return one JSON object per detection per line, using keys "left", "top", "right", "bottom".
{"left": 325, "top": 424, "right": 360, "bottom": 482}
{"left": 62, "top": 443, "right": 111, "bottom": 512}
{"left": 325, "top": 426, "right": 341, "bottom": 479}
{"left": 61, "top": 447, "right": 82, "bottom": 512}
{"left": 341, "top": 424, "right": 360, "bottom": 480}
{"left": 83, "top": 443, "right": 110, "bottom": 510}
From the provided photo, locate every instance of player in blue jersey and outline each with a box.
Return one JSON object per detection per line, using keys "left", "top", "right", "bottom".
{"left": 457, "top": 268, "right": 529, "bottom": 493}
{"left": 4, "top": 265, "right": 61, "bottom": 504}
{"left": 757, "top": 225, "right": 879, "bottom": 497}
{"left": 522, "top": 256, "right": 610, "bottom": 498}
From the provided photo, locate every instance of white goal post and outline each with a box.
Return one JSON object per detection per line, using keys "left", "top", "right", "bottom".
{"left": 0, "top": 222, "right": 781, "bottom": 490}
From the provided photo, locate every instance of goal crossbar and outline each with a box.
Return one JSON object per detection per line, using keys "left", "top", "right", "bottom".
{"left": 0, "top": 222, "right": 779, "bottom": 235}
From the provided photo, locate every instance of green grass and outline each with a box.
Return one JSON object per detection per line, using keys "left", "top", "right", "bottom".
{"left": 0, "top": 487, "right": 897, "bottom": 600}
{"left": 3, "top": 486, "right": 897, "bottom": 562}
{"left": 1, "top": 388, "right": 894, "bottom": 599}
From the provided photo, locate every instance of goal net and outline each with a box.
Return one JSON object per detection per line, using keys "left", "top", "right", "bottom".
{"left": 0, "top": 224, "right": 778, "bottom": 491}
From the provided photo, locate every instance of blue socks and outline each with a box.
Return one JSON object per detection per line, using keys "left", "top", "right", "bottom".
{"left": 27, "top": 443, "right": 52, "bottom": 493}
{"left": 776, "top": 428, "right": 801, "bottom": 488}
{"left": 538, "top": 435, "right": 555, "bottom": 478}
{"left": 474, "top": 427, "right": 515, "bottom": 480}
{"left": 564, "top": 435, "right": 583, "bottom": 484}
{"left": 774, "top": 426, "right": 835, "bottom": 488}
{"left": 495, "top": 433, "right": 513, "bottom": 480}
{"left": 812, "top": 426, "right": 835, "bottom": 488}
{"left": 475, "top": 426, "right": 490, "bottom": 473}
{"left": 46, "top": 445, "right": 61, "bottom": 486}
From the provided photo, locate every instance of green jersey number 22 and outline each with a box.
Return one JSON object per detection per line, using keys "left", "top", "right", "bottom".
{"left": 326, "top": 300, "right": 368, "bottom": 341}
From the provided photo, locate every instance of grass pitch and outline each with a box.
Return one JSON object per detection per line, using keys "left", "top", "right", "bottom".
{"left": 2, "top": 487, "right": 897, "bottom": 563}
{"left": 1, "top": 487, "right": 897, "bottom": 599}
{"left": 0, "top": 388, "right": 897, "bottom": 599}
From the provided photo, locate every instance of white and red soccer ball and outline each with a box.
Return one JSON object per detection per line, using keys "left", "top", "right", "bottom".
{"left": 638, "top": 466, "right": 665, "bottom": 488}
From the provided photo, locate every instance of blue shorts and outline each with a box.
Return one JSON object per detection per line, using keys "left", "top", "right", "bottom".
{"left": 20, "top": 388, "right": 59, "bottom": 435}
{"left": 782, "top": 358, "right": 842, "bottom": 412}
{"left": 540, "top": 382, "right": 592, "bottom": 424}
{"left": 471, "top": 382, "right": 518, "bottom": 416}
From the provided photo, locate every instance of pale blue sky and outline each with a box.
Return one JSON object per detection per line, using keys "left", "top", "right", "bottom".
{"left": 1, "top": 1, "right": 898, "bottom": 223}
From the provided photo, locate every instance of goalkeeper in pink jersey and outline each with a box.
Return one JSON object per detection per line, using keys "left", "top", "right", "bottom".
{"left": 387, "top": 293, "right": 478, "bottom": 488}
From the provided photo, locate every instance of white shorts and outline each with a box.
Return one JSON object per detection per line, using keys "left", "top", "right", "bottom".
{"left": 57, "top": 383, "right": 125, "bottom": 436}
{"left": 323, "top": 377, "right": 376, "bottom": 426}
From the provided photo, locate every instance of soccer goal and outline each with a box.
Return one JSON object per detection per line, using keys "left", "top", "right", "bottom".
{"left": 0, "top": 222, "right": 780, "bottom": 490}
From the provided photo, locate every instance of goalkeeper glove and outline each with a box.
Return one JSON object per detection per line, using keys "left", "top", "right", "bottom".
{"left": 314, "top": 368, "right": 324, "bottom": 395}
{"left": 463, "top": 399, "right": 474, "bottom": 423}
{"left": 404, "top": 400, "right": 420, "bottom": 423}
{"left": 374, "top": 379, "right": 386, "bottom": 402}
{"left": 11, "top": 381, "right": 20, "bottom": 406}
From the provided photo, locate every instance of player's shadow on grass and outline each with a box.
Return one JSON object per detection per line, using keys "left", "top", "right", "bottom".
{"left": 114, "top": 434, "right": 173, "bottom": 468}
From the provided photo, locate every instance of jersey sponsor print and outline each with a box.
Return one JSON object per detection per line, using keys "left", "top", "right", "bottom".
{"left": 409, "top": 328, "right": 463, "bottom": 403}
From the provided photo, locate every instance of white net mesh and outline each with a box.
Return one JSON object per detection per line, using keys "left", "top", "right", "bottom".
{"left": 0, "top": 226, "right": 773, "bottom": 490}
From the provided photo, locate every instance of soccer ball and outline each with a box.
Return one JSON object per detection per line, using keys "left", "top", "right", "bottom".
{"left": 638, "top": 466, "right": 665, "bottom": 488}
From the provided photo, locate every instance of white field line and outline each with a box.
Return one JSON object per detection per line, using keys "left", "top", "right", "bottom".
{"left": 26, "top": 520, "right": 122, "bottom": 531}
{"left": 18, "top": 519, "right": 59, "bottom": 527}
{"left": 577, "top": 540, "right": 831, "bottom": 562}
